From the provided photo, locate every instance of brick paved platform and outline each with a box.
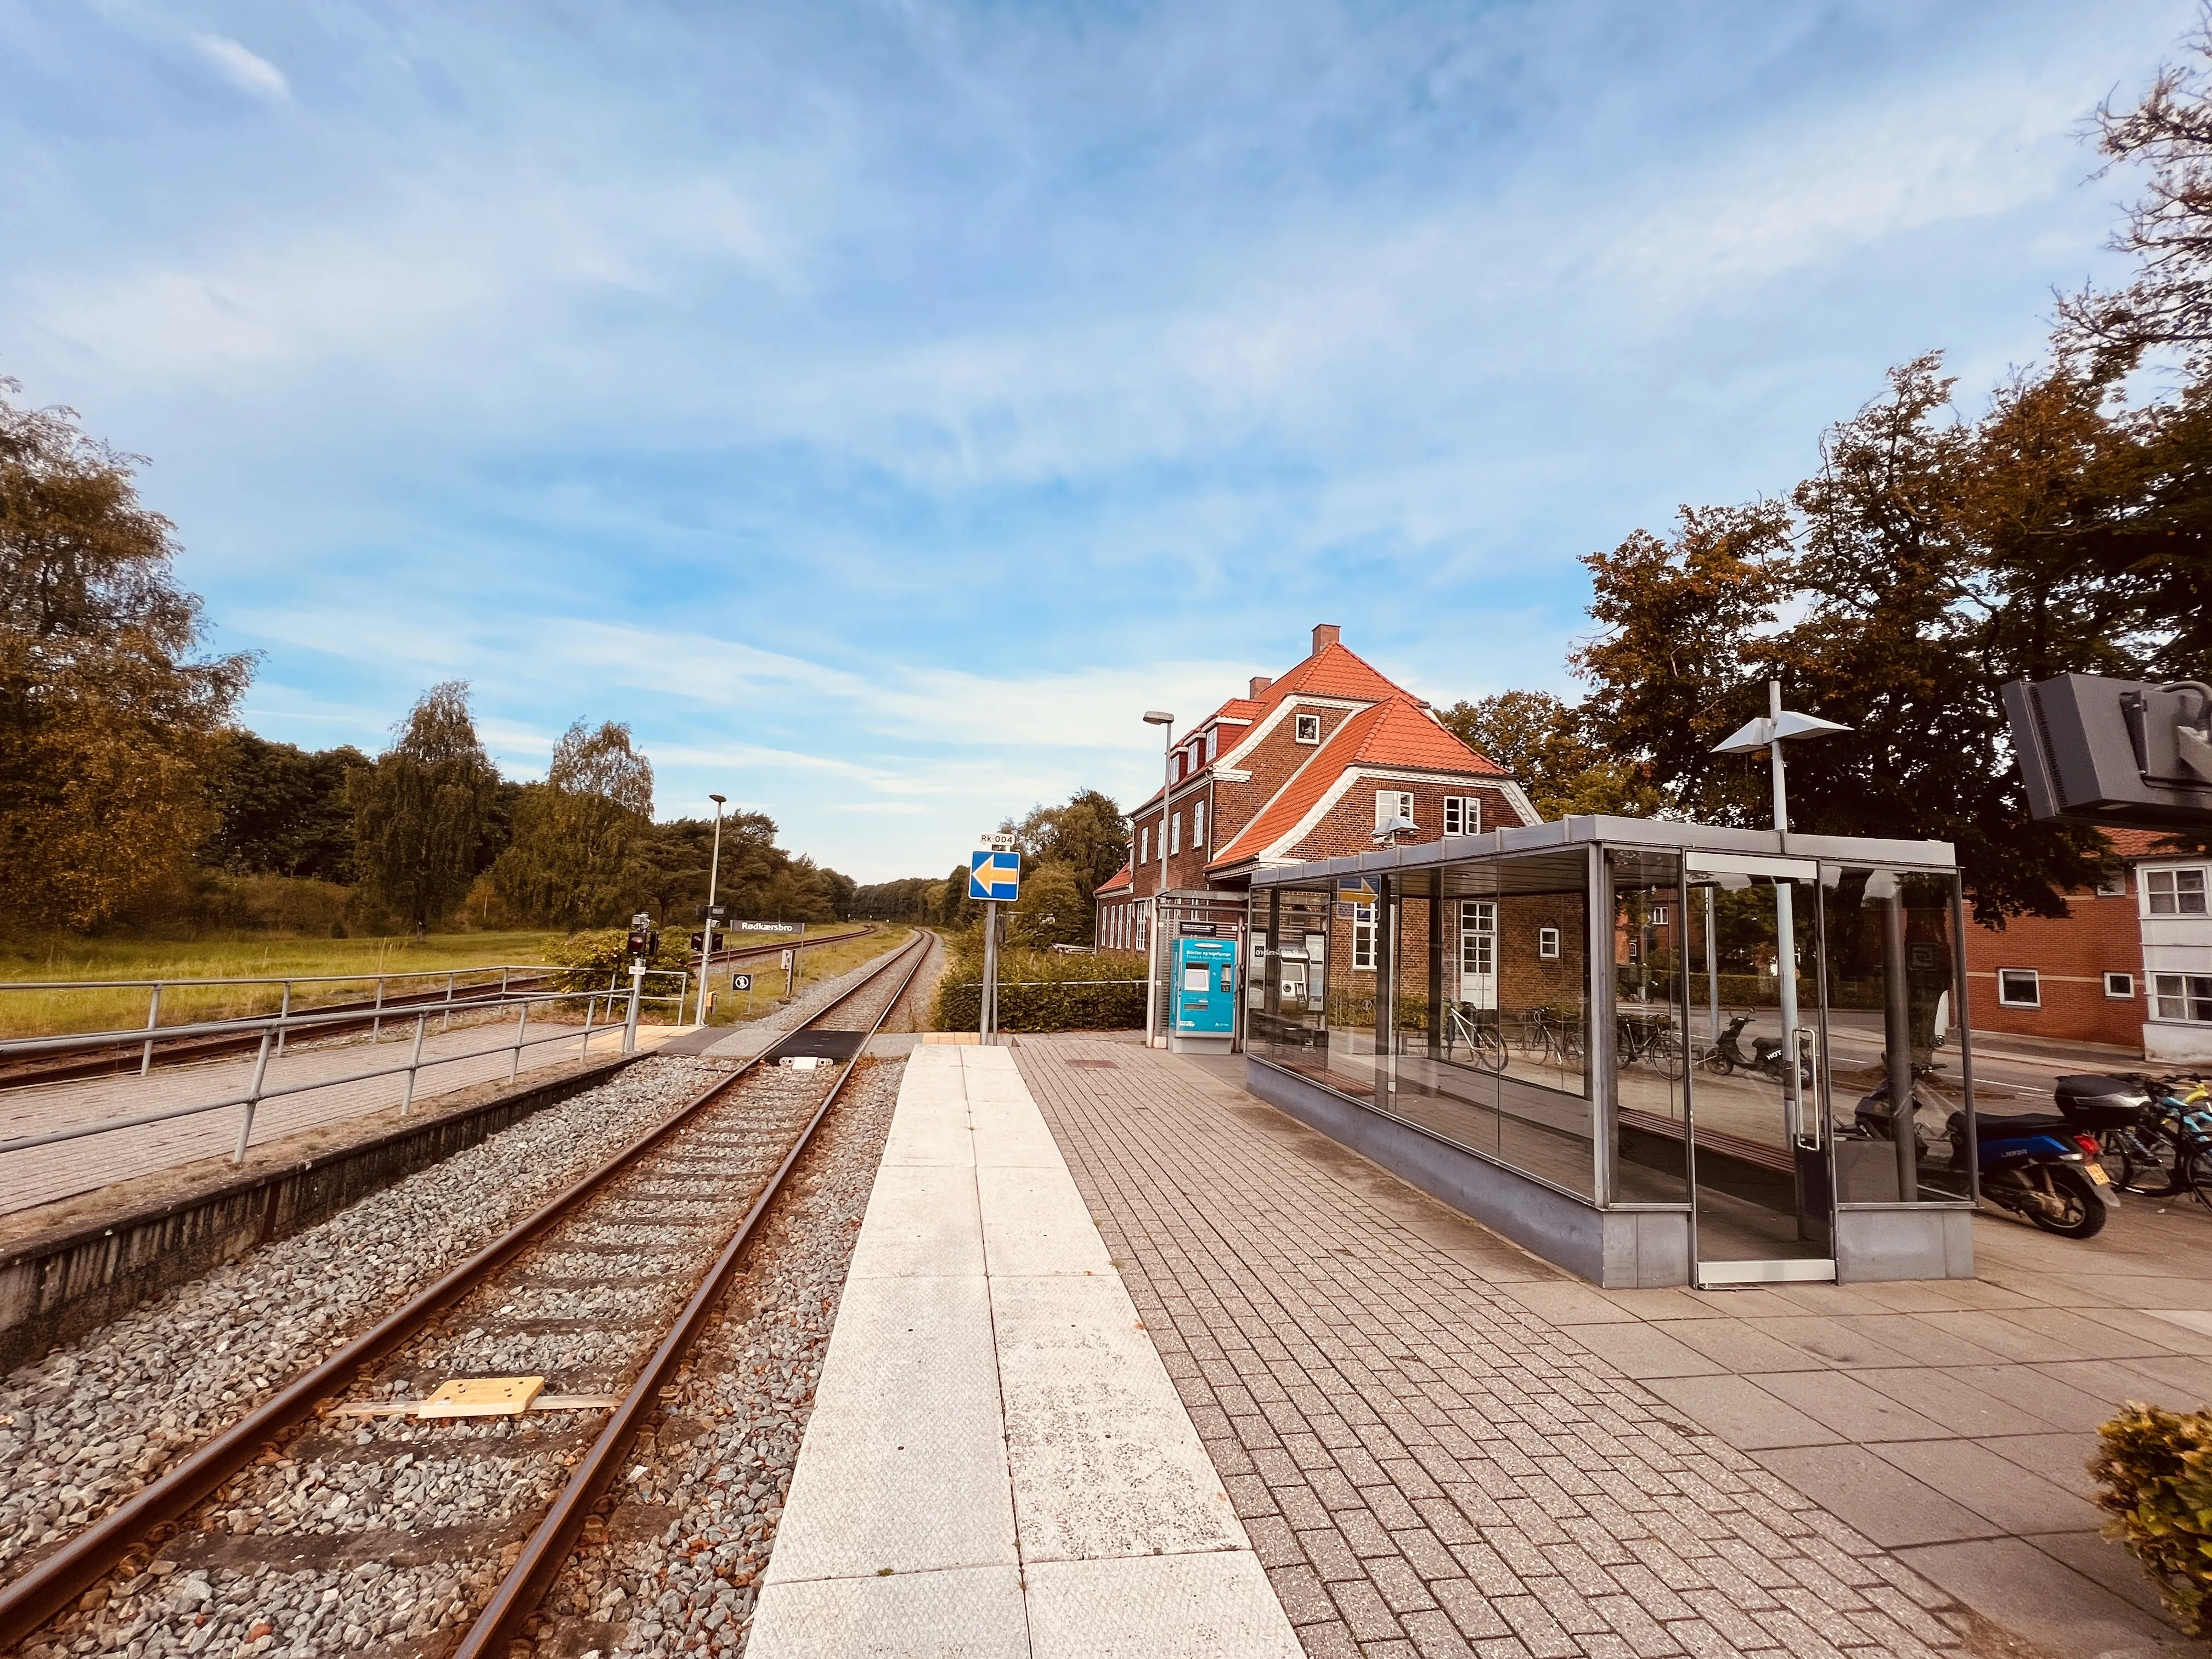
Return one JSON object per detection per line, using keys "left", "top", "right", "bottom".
{"left": 0, "top": 1019, "right": 691, "bottom": 1217}
{"left": 1015, "top": 1035, "right": 2192, "bottom": 1659}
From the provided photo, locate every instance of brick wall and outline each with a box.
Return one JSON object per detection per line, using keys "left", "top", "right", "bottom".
{"left": 1962, "top": 890, "right": 2143, "bottom": 1048}
{"left": 1283, "top": 778, "right": 1525, "bottom": 863}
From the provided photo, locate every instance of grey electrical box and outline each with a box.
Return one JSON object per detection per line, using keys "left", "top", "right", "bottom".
{"left": 2005, "top": 673, "right": 2212, "bottom": 828}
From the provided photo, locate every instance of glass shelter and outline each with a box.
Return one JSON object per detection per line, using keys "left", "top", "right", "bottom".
{"left": 1246, "top": 818, "right": 1979, "bottom": 1288}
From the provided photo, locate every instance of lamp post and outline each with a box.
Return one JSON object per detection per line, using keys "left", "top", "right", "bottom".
{"left": 696, "top": 793, "right": 726, "bottom": 1026}
{"left": 1143, "top": 710, "right": 1174, "bottom": 1048}
{"left": 1712, "top": 681, "right": 1850, "bottom": 1157}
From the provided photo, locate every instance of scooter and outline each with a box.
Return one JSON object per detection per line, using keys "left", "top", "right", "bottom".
{"left": 1854, "top": 1070, "right": 2129, "bottom": 1239}
{"left": 1703, "top": 1012, "right": 1812, "bottom": 1086}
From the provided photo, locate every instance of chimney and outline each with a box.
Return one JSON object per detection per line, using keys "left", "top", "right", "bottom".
{"left": 1249, "top": 675, "right": 1273, "bottom": 699}
{"left": 1311, "top": 623, "right": 1340, "bottom": 654}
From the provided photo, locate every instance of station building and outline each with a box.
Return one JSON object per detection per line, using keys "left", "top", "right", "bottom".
{"left": 1092, "top": 624, "right": 1542, "bottom": 953}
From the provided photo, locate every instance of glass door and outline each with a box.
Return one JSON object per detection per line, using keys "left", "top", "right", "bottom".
{"left": 1680, "top": 856, "right": 1833, "bottom": 1283}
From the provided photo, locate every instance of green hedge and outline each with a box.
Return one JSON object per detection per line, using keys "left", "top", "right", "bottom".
{"left": 934, "top": 948, "right": 1149, "bottom": 1032}
{"left": 2094, "top": 1403, "right": 2212, "bottom": 1637}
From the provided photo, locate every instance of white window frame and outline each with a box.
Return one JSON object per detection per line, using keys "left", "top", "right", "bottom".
{"left": 1352, "top": 901, "right": 1376, "bottom": 971}
{"left": 1442, "top": 796, "right": 1483, "bottom": 837}
{"left": 2147, "top": 868, "right": 2210, "bottom": 916}
{"left": 1192, "top": 799, "right": 1205, "bottom": 848}
{"left": 1537, "top": 927, "right": 1560, "bottom": 960}
{"left": 2104, "top": 971, "right": 2136, "bottom": 1000}
{"left": 1460, "top": 900, "right": 1496, "bottom": 977}
{"left": 2154, "top": 973, "right": 2212, "bottom": 1023}
{"left": 1649, "top": 905, "right": 1669, "bottom": 927}
{"left": 1139, "top": 827, "right": 1149, "bottom": 865}
{"left": 1170, "top": 812, "right": 1181, "bottom": 855}
{"left": 1374, "top": 790, "right": 1415, "bottom": 831}
{"left": 1295, "top": 713, "right": 1322, "bottom": 744}
{"left": 1996, "top": 968, "right": 2041, "bottom": 1008}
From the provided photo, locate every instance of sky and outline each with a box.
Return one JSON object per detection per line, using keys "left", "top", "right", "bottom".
{"left": 0, "top": 0, "right": 2196, "bottom": 881}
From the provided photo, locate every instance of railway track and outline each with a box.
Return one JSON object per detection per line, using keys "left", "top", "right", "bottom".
{"left": 0, "top": 931, "right": 930, "bottom": 1656}
{"left": 0, "top": 926, "right": 880, "bottom": 1090}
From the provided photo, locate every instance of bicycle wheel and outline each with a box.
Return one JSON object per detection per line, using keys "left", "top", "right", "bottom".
{"left": 1651, "top": 1031, "right": 1685, "bottom": 1082}
{"left": 1473, "top": 1026, "right": 1509, "bottom": 1073}
{"left": 2119, "top": 1121, "right": 2185, "bottom": 1195}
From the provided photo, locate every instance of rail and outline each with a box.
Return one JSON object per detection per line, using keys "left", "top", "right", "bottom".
{"left": 0, "top": 973, "right": 691, "bottom": 1165}
{"left": 0, "top": 930, "right": 931, "bottom": 1648}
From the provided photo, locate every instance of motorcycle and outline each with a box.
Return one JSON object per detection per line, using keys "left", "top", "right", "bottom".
{"left": 1702, "top": 1011, "right": 1812, "bottom": 1086}
{"left": 1853, "top": 1070, "right": 2132, "bottom": 1239}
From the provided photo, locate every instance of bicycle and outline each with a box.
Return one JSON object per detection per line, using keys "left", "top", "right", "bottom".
{"left": 2100, "top": 1074, "right": 2212, "bottom": 1197}
{"left": 1443, "top": 1002, "right": 1508, "bottom": 1073}
{"left": 1615, "top": 1010, "right": 1685, "bottom": 1080}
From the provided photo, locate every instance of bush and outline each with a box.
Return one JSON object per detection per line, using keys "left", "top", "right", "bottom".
{"left": 2092, "top": 1402, "right": 2212, "bottom": 1636}
{"left": 935, "top": 947, "right": 1148, "bottom": 1032}
{"left": 546, "top": 928, "right": 697, "bottom": 1015}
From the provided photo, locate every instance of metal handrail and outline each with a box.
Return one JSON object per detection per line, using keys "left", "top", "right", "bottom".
{"left": 0, "top": 964, "right": 552, "bottom": 993}
{"left": 0, "top": 975, "right": 692, "bottom": 1166}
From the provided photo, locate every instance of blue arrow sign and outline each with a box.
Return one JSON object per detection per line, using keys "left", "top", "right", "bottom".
{"left": 969, "top": 849, "right": 1021, "bottom": 901}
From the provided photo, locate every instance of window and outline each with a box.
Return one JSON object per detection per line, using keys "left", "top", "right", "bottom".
{"left": 2096, "top": 873, "right": 2127, "bottom": 898}
{"left": 1997, "top": 968, "right": 2041, "bottom": 1008}
{"left": 1295, "top": 713, "right": 1322, "bottom": 744}
{"left": 2155, "top": 974, "right": 2212, "bottom": 1022}
{"left": 1442, "top": 797, "right": 1482, "bottom": 837}
{"left": 1170, "top": 812, "right": 1181, "bottom": 855}
{"left": 1460, "top": 901, "right": 1495, "bottom": 977}
{"left": 1206, "top": 729, "right": 1218, "bottom": 763}
{"left": 1140, "top": 827, "right": 1149, "bottom": 864}
{"left": 1352, "top": 901, "right": 1376, "bottom": 970}
{"left": 2147, "top": 868, "right": 2209, "bottom": 915}
{"left": 1538, "top": 927, "right": 1560, "bottom": 960}
{"left": 1374, "top": 790, "right": 1415, "bottom": 831}
{"left": 1192, "top": 800, "right": 1205, "bottom": 848}
{"left": 2105, "top": 972, "right": 2136, "bottom": 999}
{"left": 1649, "top": 905, "right": 1669, "bottom": 927}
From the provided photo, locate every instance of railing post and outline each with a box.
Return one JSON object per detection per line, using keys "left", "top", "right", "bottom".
{"left": 275, "top": 981, "right": 291, "bottom": 1055}
{"left": 623, "top": 964, "right": 644, "bottom": 1056}
{"left": 442, "top": 972, "right": 456, "bottom": 1035}
{"left": 140, "top": 984, "right": 162, "bottom": 1076}
{"left": 402, "top": 1011, "right": 427, "bottom": 1115}
{"left": 580, "top": 994, "right": 596, "bottom": 1058}
{"left": 510, "top": 999, "right": 527, "bottom": 1084}
{"left": 371, "top": 977, "right": 385, "bottom": 1044}
{"left": 234, "top": 1029, "right": 274, "bottom": 1164}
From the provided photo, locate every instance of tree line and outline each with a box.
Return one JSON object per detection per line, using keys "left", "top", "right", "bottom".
{"left": 1443, "top": 30, "right": 2212, "bottom": 926}
{"left": 0, "top": 388, "right": 855, "bottom": 938}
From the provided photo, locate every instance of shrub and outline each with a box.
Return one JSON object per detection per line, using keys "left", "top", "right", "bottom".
{"left": 2092, "top": 1402, "right": 2212, "bottom": 1637}
{"left": 546, "top": 928, "right": 696, "bottom": 1015}
{"left": 935, "top": 947, "right": 1148, "bottom": 1032}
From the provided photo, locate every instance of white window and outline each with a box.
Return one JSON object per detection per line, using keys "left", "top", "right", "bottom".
{"left": 1461, "top": 901, "right": 1496, "bottom": 976}
{"left": 1996, "top": 968, "right": 2041, "bottom": 1008}
{"left": 2147, "top": 869, "right": 2209, "bottom": 916}
{"left": 1170, "top": 812, "right": 1181, "bottom": 855}
{"left": 1374, "top": 790, "right": 1415, "bottom": 831}
{"left": 1649, "top": 905, "right": 1669, "bottom": 927}
{"left": 1352, "top": 901, "right": 1376, "bottom": 970}
{"left": 1206, "top": 729, "right": 1218, "bottom": 763}
{"left": 1538, "top": 927, "right": 1561, "bottom": 960}
{"left": 1442, "top": 797, "right": 1482, "bottom": 837}
{"left": 1193, "top": 800, "right": 1206, "bottom": 848}
{"left": 2105, "top": 972, "right": 2136, "bottom": 1000}
{"left": 2154, "top": 974, "right": 2212, "bottom": 1022}
{"left": 1140, "top": 827, "right": 1149, "bottom": 864}
{"left": 1295, "top": 713, "right": 1322, "bottom": 744}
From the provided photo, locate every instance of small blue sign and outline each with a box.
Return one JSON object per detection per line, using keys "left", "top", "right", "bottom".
{"left": 969, "top": 850, "right": 1021, "bottom": 901}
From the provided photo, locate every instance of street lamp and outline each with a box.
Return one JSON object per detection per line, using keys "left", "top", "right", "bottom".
{"left": 696, "top": 793, "right": 727, "bottom": 1026}
{"left": 1143, "top": 710, "right": 1174, "bottom": 1047}
{"left": 1711, "top": 681, "right": 1850, "bottom": 1144}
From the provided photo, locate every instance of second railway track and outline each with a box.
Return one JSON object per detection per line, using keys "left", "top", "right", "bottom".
{"left": 0, "top": 931, "right": 932, "bottom": 1657}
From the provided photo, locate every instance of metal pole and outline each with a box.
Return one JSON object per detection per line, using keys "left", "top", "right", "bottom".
{"left": 275, "top": 981, "right": 291, "bottom": 1056}
{"left": 1704, "top": 885, "right": 1720, "bottom": 1048}
{"left": 1768, "top": 679, "right": 1790, "bottom": 851}
{"left": 1158, "top": 719, "right": 1173, "bottom": 1048}
{"left": 1767, "top": 683, "right": 1805, "bottom": 1146}
{"left": 443, "top": 970, "right": 456, "bottom": 1035}
{"left": 623, "top": 963, "right": 644, "bottom": 1055}
{"left": 699, "top": 797, "right": 726, "bottom": 1026}
{"left": 402, "top": 1012, "right": 427, "bottom": 1115}
{"left": 139, "top": 985, "right": 161, "bottom": 1076}
{"left": 510, "top": 999, "right": 528, "bottom": 1083}
{"left": 581, "top": 994, "right": 596, "bottom": 1057}
{"left": 981, "top": 900, "right": 998, "bottom": 1041}
{"left": 1882, "top": 892, "right": 1917, "bottom": 1200}
{"left": 234, "top": 1030, "right": 274, "bottom": 1164}
{"left": 695, "top": 919, "right": 715, "bottom": 1026}
{"left": 370, "top": 977, "right": 385, "bottom": 1044}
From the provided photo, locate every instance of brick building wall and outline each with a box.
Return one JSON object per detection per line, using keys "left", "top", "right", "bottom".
{"left": 1278, "top": 777, "right": 1523, "bottom": 864}
{"left": 1962, "top": 888, "right": 2142, "bottom": 1047}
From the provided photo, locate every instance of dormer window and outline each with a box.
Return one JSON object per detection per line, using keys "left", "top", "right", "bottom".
{"left": 1294, "top": 713, "right": 1321, "bottom": 744}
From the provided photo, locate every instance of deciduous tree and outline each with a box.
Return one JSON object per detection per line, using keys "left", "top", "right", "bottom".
{"left": 350, "top": 683, "right": 499, "bottom": 938}
{"left": 492, "top": 721, "right": 654, "bottom": 933}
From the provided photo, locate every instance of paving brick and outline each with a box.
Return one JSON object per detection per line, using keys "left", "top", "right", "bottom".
{"left": 1268, "top": 1561, "right": 1339, "bottom": 1624}
{"left": 1332, "top": 1577, "right": 1407, "bottom": 1641}
{"left": 1297, "top": 1618, "right": 1365, "bottom": 1659}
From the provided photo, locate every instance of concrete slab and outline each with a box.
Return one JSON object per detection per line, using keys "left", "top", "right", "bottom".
{"left": 1897, "top": 1537, "right": 2188, "bottom": 1658}
{"left": 753, "top": 1044, "right": 1296, "bottom": 1659}
{"left": 1749, "top": 1444, "right": 1991, "bottom": 1547}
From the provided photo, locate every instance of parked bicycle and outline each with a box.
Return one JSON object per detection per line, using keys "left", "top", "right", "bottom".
{"left": 1615, "top": 1009, "right": 1685, "bottom": 1080}
{"left": 2096, "top": 1074, "right": 2212, "bottom": 1198}
{"left": 1443, "top": 1002, "right": 1508, "bottom": 1073}
{"left": 1512, "top": 1005, "right": 1583, "bottom": 1066}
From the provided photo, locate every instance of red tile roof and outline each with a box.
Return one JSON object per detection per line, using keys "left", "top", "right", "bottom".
{"left": 1207, "top": 696, "right": 1500, "bottom": 870}
{"left": 1094, "top": 862, "right": 1133, "bottom": 895}
{"left": 2104, "top": 827, "right": 2197, "bottom": 859}
{"left": 1245, "top": 641, "right": 1408, "bottom": 717}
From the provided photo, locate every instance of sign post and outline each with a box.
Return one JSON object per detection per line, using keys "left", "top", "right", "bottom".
{"left": 781, "top": 948, "right": 796, "bottom": 999}
{"left": 969, "top": 839, "right": 1020, "bottom": 1041}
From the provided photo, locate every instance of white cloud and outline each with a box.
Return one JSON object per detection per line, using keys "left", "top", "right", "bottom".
{"left": 196, "top": 36, "right": 290, "bottom": 103}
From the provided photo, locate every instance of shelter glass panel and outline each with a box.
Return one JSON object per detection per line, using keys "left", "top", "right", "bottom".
{"left": 1248, "top": 886, "right": 1342, "bottom": 1087}
{"left": 1610, "top": 853, "right": 1691, "bottom": 1205}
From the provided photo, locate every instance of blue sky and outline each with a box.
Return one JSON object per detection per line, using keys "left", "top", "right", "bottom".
{"left": 0, "top": 1, "right": 2193, "bottom": 881}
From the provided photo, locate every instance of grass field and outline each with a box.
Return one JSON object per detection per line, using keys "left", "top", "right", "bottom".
{"left": 701, "top": 924, "right": 916, "bottom": 1026}
{"left": 0, "top": 932, "right": 565, "bottom": 1040}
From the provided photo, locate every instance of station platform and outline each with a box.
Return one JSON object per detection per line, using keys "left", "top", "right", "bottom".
{"left": 751, "top": 1042, "right": 1299, "bottom": 1656}
{"left": 994, "top": 1035, "right": 2192, "bottom": 1659}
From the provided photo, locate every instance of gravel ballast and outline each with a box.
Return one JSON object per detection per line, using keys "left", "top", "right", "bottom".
{"left": 0, "top": 1056, "right": 725, "bottom": 1583}
{"left": 531, "top": 1056, "right": 902, "bottom": 1658}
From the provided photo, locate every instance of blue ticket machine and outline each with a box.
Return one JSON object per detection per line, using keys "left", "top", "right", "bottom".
{"left": 1171, "top": 935, "right": 1239, "bottom": 1054}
